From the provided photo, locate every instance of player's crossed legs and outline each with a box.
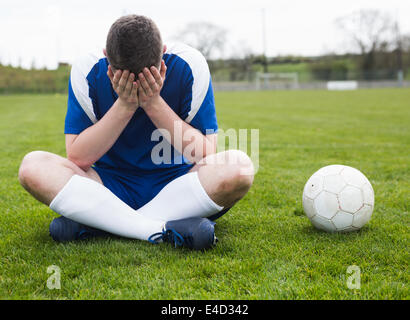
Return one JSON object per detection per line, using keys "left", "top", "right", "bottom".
{"left": 18, "top": 150, "right": 254, "bottom": 250}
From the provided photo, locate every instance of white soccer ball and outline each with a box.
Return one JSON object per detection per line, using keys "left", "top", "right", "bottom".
{"left": 302, "top": 165, "right": 374, "bottom": 232}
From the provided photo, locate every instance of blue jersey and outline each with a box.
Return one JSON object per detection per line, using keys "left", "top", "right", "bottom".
{"left": 65, "top": 42, "right": 218, "bottom": 175}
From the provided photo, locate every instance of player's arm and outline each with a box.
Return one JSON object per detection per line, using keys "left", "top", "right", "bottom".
{"left": 66, "top": 69, "right": 139, "bottom": 171}
{"left": 137, "top": 61, "right": 217, "bottom": 163}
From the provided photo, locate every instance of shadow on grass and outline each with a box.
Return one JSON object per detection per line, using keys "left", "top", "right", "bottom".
{"left": 299, "top": 224, "right": 371, "bottom": 242}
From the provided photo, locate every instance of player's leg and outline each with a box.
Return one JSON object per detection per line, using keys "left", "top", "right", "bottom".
{"left": 137, "top": 150, "right": 254, "bottom": 222}
{"left": 191, "top": 149, "right": 254, "bottom": 208}
{"left": 18, "top": 151, "right": 102, "bottom": 205}
{"left": 18, "top": 151, "right": 164, "bottom": 240}
{"left": 191, "top": 149, "right": 254, "bottom": 221}
{"left": 18, "top": 151, "right": 216, "bottom": 249}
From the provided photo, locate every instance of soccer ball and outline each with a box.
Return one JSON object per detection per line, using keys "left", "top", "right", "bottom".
{"left": 302, "top": 165, "right": 374, "bottom": 232}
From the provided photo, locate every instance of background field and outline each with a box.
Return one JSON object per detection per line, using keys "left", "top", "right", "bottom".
{"left": 0, "top": 88, "right": 409, "bottom": 299}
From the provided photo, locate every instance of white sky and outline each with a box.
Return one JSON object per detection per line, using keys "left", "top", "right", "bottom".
{"left": 0, "top": 0, "right": 409, "bottom": 69}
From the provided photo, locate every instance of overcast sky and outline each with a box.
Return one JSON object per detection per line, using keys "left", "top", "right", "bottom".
{"left": 0, "top": 0, "right": 409, "bottom": 69}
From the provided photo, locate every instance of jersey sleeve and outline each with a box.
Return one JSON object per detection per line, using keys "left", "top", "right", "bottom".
{"left": 179, "top": 49, "right": 218, "bottom": 135}
{"left": 64, "top": 55, "right": 98, "bottom": 134}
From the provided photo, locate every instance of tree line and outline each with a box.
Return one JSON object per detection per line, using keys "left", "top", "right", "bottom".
{"left": 183, "top": 9, "right": 410, "bottom": 82}
{"left": 0, "top": 63, "right": 70, "bottom": 94}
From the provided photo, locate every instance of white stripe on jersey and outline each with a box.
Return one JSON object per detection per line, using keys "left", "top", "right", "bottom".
{"left": 166, "top": 43, "right": 211, "bottom": 124}
{"left": 70, "top": 52, "right": 102, "bottom": 124}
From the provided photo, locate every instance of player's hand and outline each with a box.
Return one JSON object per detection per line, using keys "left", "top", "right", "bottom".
{"left": 137, "top": 60, "right": 167, "bottom": 110}
{"left": 107, "top": 66, "right": 139, "bottom": 111}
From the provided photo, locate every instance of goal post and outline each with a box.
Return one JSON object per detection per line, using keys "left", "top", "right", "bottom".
{"left": 255, "top": 72, "right": 299, "bottom": 90}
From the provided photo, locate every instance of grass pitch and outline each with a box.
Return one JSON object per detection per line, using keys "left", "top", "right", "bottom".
{"left": 0, "top": 89, "right": 409, "bottom": 299}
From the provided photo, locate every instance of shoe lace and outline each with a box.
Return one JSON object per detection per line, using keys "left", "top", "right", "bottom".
{"left": 148, "top": 228, "right": 187, "bottom": 248}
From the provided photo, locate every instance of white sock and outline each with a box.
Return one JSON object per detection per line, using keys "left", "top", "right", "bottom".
{"left": 49, "top": 175, "right": 165, "bottom": 240}
{"left": 49, "top": 172, "right": 223, "bottom": 240}
{"left": 138, "top": 171, "right": 223, "bottom": 221}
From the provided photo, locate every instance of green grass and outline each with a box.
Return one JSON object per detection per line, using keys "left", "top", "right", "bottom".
{"left": 0, "top": 89, "right": 409, "bottom": 299}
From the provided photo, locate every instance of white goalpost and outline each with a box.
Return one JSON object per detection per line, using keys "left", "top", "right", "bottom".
{"left": 255, "top": 72, "right": 299, "bottom": 90}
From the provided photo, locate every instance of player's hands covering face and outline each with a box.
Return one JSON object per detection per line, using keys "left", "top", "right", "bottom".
{"left": 107, "top": 66, "right": 139, "bottom": 110}
{"left": 137, "top": 60, "right": 167, "bottom": 110}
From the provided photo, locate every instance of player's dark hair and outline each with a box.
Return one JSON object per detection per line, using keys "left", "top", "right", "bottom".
{"left": 106, "top": 15, "right": 163, "bottom": 75}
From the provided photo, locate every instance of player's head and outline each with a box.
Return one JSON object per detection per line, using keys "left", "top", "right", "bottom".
{"left": 105, "top": 15, "right": 163, "bottom": 75}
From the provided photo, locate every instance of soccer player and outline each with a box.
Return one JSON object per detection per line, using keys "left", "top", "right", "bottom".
{"left": 18, "top": 15, "right": 254, "bottom": 250}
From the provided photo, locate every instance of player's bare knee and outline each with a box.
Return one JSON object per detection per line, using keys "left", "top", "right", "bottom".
{"left": 18, "top": 151, "right": 48, "bottom": 188}
{"left": 230, "top": 165, "right": 254, "bottom": 195}
{"left": 226, "top": 150, "right": 255, "bottom": 183}
{"left": 219, "top": 151, "right": 254, "bottom": 197}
